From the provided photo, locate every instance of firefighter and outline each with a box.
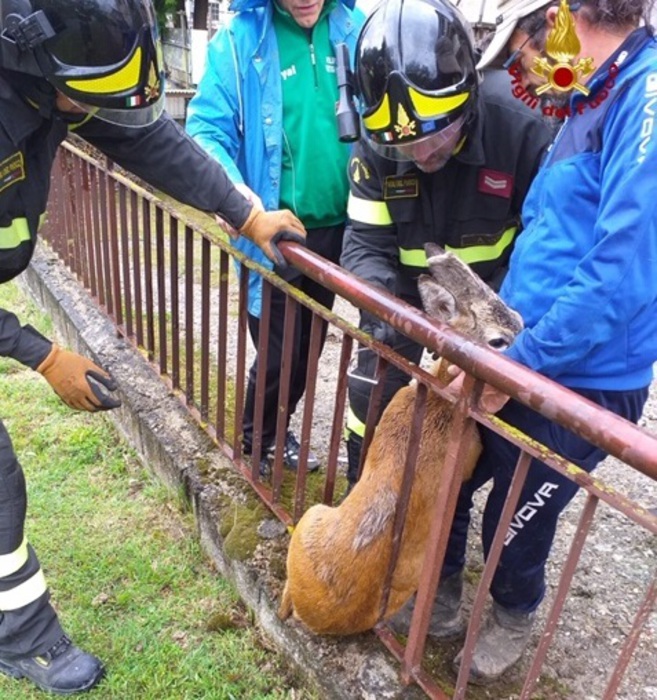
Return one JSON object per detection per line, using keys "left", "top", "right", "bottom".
{"left": 0, "top": 0, "right": 304, "bottom": 693}
{"left": 341, "top": 0, "right": 551, "bottom": 494}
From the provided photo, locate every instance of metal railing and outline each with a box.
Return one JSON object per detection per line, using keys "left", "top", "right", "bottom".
{"left": 42, "top": 138, "right": 657, "bottom": 699}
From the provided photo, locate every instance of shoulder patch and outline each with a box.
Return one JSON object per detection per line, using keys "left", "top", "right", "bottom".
{"left": 477, "top": 168, "right": 513, "bottom": 198}
{"left": 350, "top": 157, "right": 371, "bottom": 184}
{"left": 0, "top": 151, "right": 25, "bottom": 195}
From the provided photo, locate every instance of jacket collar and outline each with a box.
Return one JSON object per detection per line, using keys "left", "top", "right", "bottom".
{"left": 229, "top": 0, "right": 355, "bottom": 12}
{"left": 0, "top": 74, "right": 44, "bottom": 146}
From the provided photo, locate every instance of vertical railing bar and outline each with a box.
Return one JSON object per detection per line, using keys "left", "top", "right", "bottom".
{"left": 130, "top": 190, "right": 144, "bottom": 347}
{"left": 251, "top": 281, "right": 272, "bottom": 479}
{"left": 602, "top": 574, "right": 657, "bottom": 700}
{"left": 142, "top": 199, "right": 155, "bottom": 362}
{"left": 520, "top": 493, "right": 600, "bottom": 697}
{"left": 91, "top": 166, "right": 105, "bottom": 306}
{"left": 155, "top": 206, "right": 167, "bottom": 375}
{"left": 454, "top": 450, "right": 533, "bottom": 700}
{"left": 200, "top": 237, "right": 211, "bottom": 421}
{"left": 118, "top": 184, "right": 132, "bottom": 337}
{"left": 98, "top": 170, "right": 114, "bottom": 316}
{"left": 79, "top": 158, "right": 94, "bottom": 292}
{"left": 170, "top": 216, "right": 180, "bottom": 390}
{"left": 214, "top": 249, "right": 229, "bottom": 440}
{"left": 323, "top": 333, "right": 353, "bottom": 505}
{"left": 232, "top": 265, "right": 250, "bottom": 462}
{"left": 358, "top": 355, "right": 389, "bottom": 481}
{"left": 293, "top": 312, "right": 324, "bottom": 522}
{"left": 271, "top": 295, "right": 297, "bottom": 502}
{"left": 108, "top": 178, "right": 123, "bottom": 327}
{"left": 400, "top": 374, "right": 479, "bottom": 677}
{"left": 184, "top": 226, "right": 194, "bottom": 404}
{"left": 70, "top": 156, "right": 85, "bottom": 280}
{"left": 378, "top": 383, "right": 428, "bottom": 622}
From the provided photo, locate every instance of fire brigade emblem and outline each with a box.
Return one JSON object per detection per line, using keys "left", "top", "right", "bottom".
{"left": 145, "top": 63, "right": 161, "bottom": 102}
{"left": 531, "top": 0, "right": 595, "bottom": 96}
{"left": 394, "top": 104, "right": 416, "bottom": 139}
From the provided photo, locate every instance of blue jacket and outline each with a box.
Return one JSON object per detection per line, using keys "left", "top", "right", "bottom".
{"left": 502, "top": 29, "right": 657, "bottom": 391}
{"left": 186, "top": 0, "right": 364, "bottom": 316}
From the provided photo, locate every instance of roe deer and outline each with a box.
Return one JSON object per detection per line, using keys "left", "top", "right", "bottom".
{"left": 278, "top": 243, "right": 523, "bottom": 635}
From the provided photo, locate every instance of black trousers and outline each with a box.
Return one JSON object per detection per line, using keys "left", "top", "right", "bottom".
{"left": 0, "top": 418, "right": 63, "bottom": 658}
{"left": 243, "top": 224, "right": 345, "bottom": 452}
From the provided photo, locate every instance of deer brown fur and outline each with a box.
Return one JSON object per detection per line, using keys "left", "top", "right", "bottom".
{"left": 278, "top": 244, "right": 523, "bottom": 636}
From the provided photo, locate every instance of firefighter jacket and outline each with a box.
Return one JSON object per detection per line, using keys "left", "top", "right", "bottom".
{"left": 0, "top": 73, "right": 252, "bottom": 370}
{"left": 502, "top": 28, "right": 657, "bottom": 391}
{"left": 341, "top": 69, "right": 552, "bottom": 300}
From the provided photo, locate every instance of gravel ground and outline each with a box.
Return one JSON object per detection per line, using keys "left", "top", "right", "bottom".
{"left": 292, "top": 296, "right": 657, "bottom": 700}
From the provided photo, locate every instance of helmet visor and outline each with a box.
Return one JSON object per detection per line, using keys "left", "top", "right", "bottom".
{"left": 72, "top": 91, "right": 165, "bottom": 127}
{"left": 367, "top": 113, "right": 466, "bottom": 165}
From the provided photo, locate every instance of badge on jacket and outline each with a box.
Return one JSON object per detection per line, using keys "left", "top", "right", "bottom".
{"left": 384, "top": 175, "right": 419, "bottom": 200}
{"left": 0, "top": 152, "right": 25, "bottom": 195}
{"left": 477, "top": 168, "right": 514, "bottom": 199}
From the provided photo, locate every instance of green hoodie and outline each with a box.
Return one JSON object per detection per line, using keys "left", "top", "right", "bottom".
{"left": 272, "top": 0, "right": 350, "bottom": 228}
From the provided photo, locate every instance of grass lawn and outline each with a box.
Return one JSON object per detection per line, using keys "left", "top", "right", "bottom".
{"left": 0, "top": 281, "right": 316, "bottom": 699}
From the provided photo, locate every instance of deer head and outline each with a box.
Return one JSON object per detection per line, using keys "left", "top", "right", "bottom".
{"left": 418, "top": 243, "right": 523, "bottom": 350}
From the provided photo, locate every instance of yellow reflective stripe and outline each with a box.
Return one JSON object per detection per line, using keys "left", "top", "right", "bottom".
{"left": 0, "top": 217, "right": 32, "bottom": 249}
{"left": 399, "top": 226, "right": 518, "bottom": 268}
{"left": 447, "top": 226, "right": 517, "bottom": 265}
{"left": 0, "top": 569, "right": 47, "bottom": 611}
{"left": 346, "top": 406, "right": 366, "bottom": 438}
{"left": 363, "top": 92, "right": 391, "bottom": 131}
{"left": 0, "top": 538, "right": 28, "bottom": 577}
{"left": 66, "top": 47, "right": 142, "bottom": 94}
{"left": 408, "top": 88, "right": 469, "bottom": 119}
{"left": 347, "top": 194, "right": 393, "bottom": 226}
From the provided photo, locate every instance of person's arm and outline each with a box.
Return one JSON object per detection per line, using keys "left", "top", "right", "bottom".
{"left": 76, "top": 113, "right": 305, "bottom": 266}
{"left": 185, "top": 26, "right": 244, "bottom": 184}
{"left": 341, "top": 141, "right": 400, "bottom": 342}
{"left": 505, "top": 86, "right": 657, "bottom": 377}
{"left": 341, "top": 141, "right": 399, "bottom": 290}
{"left": 0, "top": 309, "right": 120, "bottom": 411}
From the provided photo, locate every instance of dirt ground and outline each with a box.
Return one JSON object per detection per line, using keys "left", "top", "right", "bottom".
{"left": 290, "top": 296, "right": 657, "bottom": 700}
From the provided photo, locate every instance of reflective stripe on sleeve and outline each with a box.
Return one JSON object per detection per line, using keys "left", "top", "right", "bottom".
{"left": 0, "top": 218, "right": 32, "bottom": 250}
{"left": 347, "top": 194, "right": 393, "bottom": 226}
{"left": 399, "top": 226, "right": 518, "bottom": 267}
{"left": 0, "top": 537, "right": 28, "bottom": 578}
{"left": 346, "top": 406, "right": 366, "bottom": 438}
{"left": 0, "top": 569, "right": 47, "bottom": 611}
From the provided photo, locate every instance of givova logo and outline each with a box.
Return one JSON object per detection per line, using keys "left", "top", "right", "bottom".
{"left": 637, "top": 73, "right": 657, "bottom": 165}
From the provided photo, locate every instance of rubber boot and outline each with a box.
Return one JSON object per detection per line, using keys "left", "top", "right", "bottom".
{"left": 454, "top": 601, "right": 535, "bottom": 684}
{"left": 387, "top": 571, "right": 466, "bottom": 640}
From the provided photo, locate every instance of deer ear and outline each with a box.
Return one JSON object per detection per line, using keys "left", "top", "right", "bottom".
{"left": 418, "top": 275, "right": 457, "bottom": 322}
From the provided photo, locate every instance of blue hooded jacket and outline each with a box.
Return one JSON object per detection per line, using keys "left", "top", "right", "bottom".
{"left": 502, "top": 28, "right": 657, "bottom": 391}
{"left": 186, "top": 0, "right": 364, "bottom": 316}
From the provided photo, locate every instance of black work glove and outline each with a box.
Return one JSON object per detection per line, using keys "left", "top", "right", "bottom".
{"left": 360, "top": 311, "right": 396, "bottom": 347}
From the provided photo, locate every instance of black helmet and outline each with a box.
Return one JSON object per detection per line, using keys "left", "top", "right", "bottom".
{"left": 355, "top": 0, "right": 478, "bottom": 161}
{"left": 0, "top": 0, "right": 164, "bottom": 126}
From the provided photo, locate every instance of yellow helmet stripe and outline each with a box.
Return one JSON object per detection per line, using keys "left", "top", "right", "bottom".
{"left": 65, "top": 47, "right": 142, "bottom": 95}
{"left": 408, "top": 88, "right": 469, "bottom": 119}
{"left": 363, "top": 92, "right": 392, "bottom": 131}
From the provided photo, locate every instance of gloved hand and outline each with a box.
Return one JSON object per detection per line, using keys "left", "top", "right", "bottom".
{"left": 360, "top": 311, "right": 396, "bottom": 347}
{"left": 36, "top": 345, "right": 121, "bottom": 412}
{"left": 240, "top": 206, "right": 306, "bottom": 268}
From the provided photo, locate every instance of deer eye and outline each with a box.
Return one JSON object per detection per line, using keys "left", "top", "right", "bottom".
{"left": 488, "top": 337, "right": 509, "bottom": 350}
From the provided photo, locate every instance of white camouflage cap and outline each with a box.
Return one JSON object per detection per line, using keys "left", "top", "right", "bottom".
{"left": 477, "top": 0, "right": 553, "bottom": 69}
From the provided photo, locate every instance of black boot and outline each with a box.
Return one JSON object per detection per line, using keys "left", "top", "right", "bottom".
{"left": 0, "top": 634, "right": 105, "bottom": 695}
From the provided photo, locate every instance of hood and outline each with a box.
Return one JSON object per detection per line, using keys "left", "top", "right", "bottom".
{"left": 228, "top": 0, "right": 355, "bottom": 12}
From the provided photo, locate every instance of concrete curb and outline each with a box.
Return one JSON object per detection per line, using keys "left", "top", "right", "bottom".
{"left": 20, "top": 246, "right": 424, "bottom": 700}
